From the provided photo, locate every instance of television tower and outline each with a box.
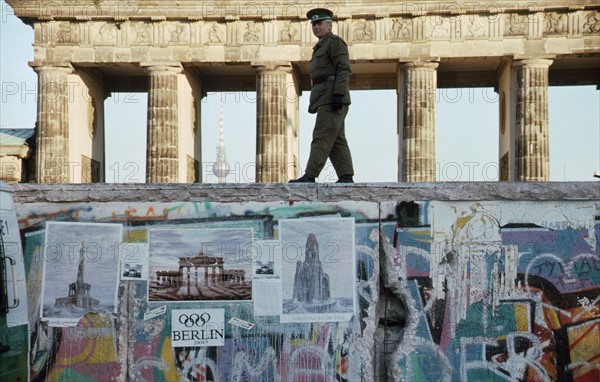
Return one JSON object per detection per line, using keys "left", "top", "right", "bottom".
{"left": 212, "top": 100, "right": 231, "bottom": 183}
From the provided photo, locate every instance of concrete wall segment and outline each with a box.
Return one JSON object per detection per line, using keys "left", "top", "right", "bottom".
{"left": 15, "top": 196, "right": 382, "bottom": 381}
{"left": 377, "top": 198, "right": 600, "bottom": 381}
{"left": 11, "top": 182, "right": 600, "bottom": 204}
{"left": 8, "top": 182, "right": 599, "bottom": 381}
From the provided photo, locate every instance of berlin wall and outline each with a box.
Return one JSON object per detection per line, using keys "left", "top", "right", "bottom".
{"left": 10, "top": 182, "right": 600, "bottom": 381}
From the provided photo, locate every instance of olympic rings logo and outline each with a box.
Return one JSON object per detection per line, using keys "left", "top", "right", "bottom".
{"left": 178, "top": 313, "right": 211, "bottom": 327}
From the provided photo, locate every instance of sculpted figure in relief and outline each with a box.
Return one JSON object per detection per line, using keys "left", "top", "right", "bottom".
{"left": 353, "top": 20, "right": 373, "bottom": 41}
{"left": 390, "top": 18, "right": 411, "bottom": 39}
{"left": 465, "top": 18, "right": 487, "bottom": 38}
{"left": 429, "top": 18, "right": 450, "bottom": 38}
{"left": 170, "top": 25, "right": 186, "bottom": 43}
{"left": 244, "top": 23, "right": 261, "bottom": 43}
{"left": 583, "top": 11, "right": 600, "bottom": 34}
{"left": 279, "top": 21, "right": 298, "bottom": 42}
{"left": 506, "top": 13, "right": 527, "bottom": 36}
{"left": 208, "top": 23, "right": 223, "bottom": 43}
{"left": 57, "top": 22, "right": 77, "bottom": 43}
{"left": 135, "top": 23, "right": 150, "bottom": 43}
{"left": 95, "top": 23, "right": 117, "bottom": 44}
{"left": 544, "top": 12, "right": 565, "bottom": 34}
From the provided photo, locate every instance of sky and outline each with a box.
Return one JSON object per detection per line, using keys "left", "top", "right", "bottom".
{"left": 1, "top": 0, "right": 599, "bottom": 182}
{"left": 148, "top": 228, "right": 254, "bottom": 272}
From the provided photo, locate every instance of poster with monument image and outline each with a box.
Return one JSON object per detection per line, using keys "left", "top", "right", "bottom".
{"left": 40, "top": 222, "right": 123, "bottom": 326}
{"left": 148, "top": 228, "right": 253, "bottom": 302}
{"left": 279, "top": 217, "right": 356, "bottom": 323}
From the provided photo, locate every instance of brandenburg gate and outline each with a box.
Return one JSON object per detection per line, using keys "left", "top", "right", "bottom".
{"left": 7, "top": 0, "right": 600, "bottom": 183}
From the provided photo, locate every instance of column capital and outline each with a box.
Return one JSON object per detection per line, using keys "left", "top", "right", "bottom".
{"left": 251, "top": 62, "right": 292, "bottom": 73}
{"left": 141, "top": 62, "right": 183, "bottom": 74}
{"left": 29, "top": 62, "right": 74, "bottom": 75}
{"left": 512, "top": 58, "right": 554, "bottom": 68}
{"left": 400, "top": 60, "right": 440, "bottom": 70}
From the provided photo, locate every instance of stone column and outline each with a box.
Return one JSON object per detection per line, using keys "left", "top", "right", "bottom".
{"left": 398, "top": 61, "right": 439, "bottom": 182}
{"left": 285, "top": 70, "right": 301, "bottom": 181}
{"left": 143, "top": 64, "right": 182, "bottom": 183}
{"left": 254, "top": 63, "right": 294, "bottom": 183}
{"left": 513, "top": 59, "right": 552, "bottom": 181}
{"left": 32, "top": 65, "right": 73, "bottom": 183}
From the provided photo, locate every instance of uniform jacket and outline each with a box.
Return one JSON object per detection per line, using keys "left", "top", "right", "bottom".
{"left": 308, "top": 32, "right": 352, "bottom": 114}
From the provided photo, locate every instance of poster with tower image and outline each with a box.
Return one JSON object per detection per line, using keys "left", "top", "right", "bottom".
{"left": 279, "top": 217, "right": 356, "bottom": 323}
{"left": 40, "top": 222, "right": 123, "bottom": 326}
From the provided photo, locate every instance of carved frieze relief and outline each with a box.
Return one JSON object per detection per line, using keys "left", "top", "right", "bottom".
{"left": 207, "top": 22, "right": 224, "bottom": 43}
{"left": 279, "top": 21, "right": 299, "bottom": 43}
{"left": 94, "top": 23, "right": 118, "bottom": 45}
{"left": 463, "top": 17, "right": 489, "bottom": 39}
{"left": 505, "top": 13, "right": 529, "bottom": 36}
{"left": 134, "top": 22, "right": 151, "bottom": 44}
{"left": 543, "top": 12, "right": 567, "bottom": 35}
{"left": 389, "top": 18, "right": 412, "bottom": 40}
{"left": 582, "top": 11, "right": 600, "bottom": 34}
{"left": 427, "top": 17, "right": 454, "bottom": 39}
{"left": 353, "top": 20, "right": 375, "bottom": 42}
{"left": 57, "top": 22, "right": 78, "bottom": 44}
{"left": 169, "top": 23, "right": 188, "bottom": 44}
{"left": 243, "top": 22, "right": 262, "bottom": 43}
{"left": 33, "top": 9, "right": 599, "bottom": 52}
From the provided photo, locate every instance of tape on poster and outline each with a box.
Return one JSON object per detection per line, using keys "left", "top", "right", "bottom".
{"left": 228, "top": 316, "right": 255, "bottom": 331}
{"left": 144, "top": 305, "right": 166, "bottom": 320}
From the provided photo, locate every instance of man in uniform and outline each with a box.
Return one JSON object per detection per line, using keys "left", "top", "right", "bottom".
{"left": 289, "top": 8, "right": 355, "bottom": 183}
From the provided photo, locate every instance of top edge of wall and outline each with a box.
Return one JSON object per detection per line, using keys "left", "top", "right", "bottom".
{"left": 9, "top": 182, "right": 600, "bottom": 204}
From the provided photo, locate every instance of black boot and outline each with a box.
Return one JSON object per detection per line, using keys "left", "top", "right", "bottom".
{"left": 336, "top": 174, "right": 354, "bottom": 183}
{"left": 289, "top": 174, "right": 315, "bottom": 183}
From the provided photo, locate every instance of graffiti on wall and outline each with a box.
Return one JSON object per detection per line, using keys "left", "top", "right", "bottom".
{"left": 14, "top": 199, "right": 599, "bottom": 381}
{"left": 382, "top": 201, "right": 599, "bottom": 382}
{"left": 18, "top": 201, "right": 380, "bottom": 381}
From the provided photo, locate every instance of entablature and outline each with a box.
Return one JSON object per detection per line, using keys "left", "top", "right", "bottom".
{"left": 9, "top": 1, "right": 598, "bottom": 91}
{"left": 6, "top": 1, "right": 600, "bottom": 22}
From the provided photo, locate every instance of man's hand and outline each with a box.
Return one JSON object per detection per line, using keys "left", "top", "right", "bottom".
{"left": 331, "top": 94, "right": 344, "bottom": 111}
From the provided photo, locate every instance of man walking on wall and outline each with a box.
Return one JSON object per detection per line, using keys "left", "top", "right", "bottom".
{"left": 289, "top": 8, "right": 355, "bottom": 183}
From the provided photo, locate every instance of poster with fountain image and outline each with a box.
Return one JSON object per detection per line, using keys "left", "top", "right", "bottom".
{"left": 279, "top": 217, "right": 356, "bottom": 323}
{"left": 40, "top": 222, "right": 123, "bottom": 326}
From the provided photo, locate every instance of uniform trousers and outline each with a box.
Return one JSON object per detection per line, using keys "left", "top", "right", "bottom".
{"left": 305, "top": 104, "right": 354, "bottom": 179}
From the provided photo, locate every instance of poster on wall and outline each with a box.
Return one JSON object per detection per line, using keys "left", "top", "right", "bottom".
{"left": 120, "top": 243, "right": 149, "bottom": 281}
{"left": 171, "top": 309, "right": 225, "bottom": 347}
{"left": 279, "top": 217, "right": 356, "bottom": 323}
{"left": 40, "top": 222, "right": 123, "bottom": 326}
{"left": 252, "top": 239, "right": 281, "bottom": 278}
{"left": 148, "top": 228, "right": 253, "bottom": 302}
{"left": 252, "top": 240, "right": 283, "bottom": 316}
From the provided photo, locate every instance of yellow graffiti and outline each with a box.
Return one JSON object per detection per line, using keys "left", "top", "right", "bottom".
{"left": 58, "top": 315, "right": 117, "bottom": 367}
{"left": 567, "top": 319, "right": 599, "bottom": 380}
{"left": 124, "top": 227, "right": 148, "bottom": 243}
{"left": 57, "top": 338, "right": 95, "bottom": 366}
{"left": 514, "top": 304, "right": 529, "bottom": 332}
{"left": 46, "top": 367, "right": 65, "bottom": 381}
{"left": 160, "top": 336, "right": 180, "bottom": 380}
